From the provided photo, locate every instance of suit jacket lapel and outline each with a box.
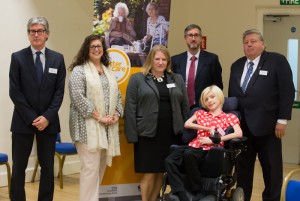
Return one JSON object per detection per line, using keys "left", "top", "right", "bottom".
{"left": 246, "top": 52, "right": 267, "bottom": 93}
{"left": 26, "top": 47, "right": 40, "bottom": 85}
{"left": 145, "top": 74, "right": 160, "bottom": 99}
{"left": 237, "top": 58, "right": 246, "bottom": 90}
{"left": 179, "top": 53, "right": 188, "bottom": 82}
{"left": 41, "top": 48, "right": 50, "bottom": 87}
{"left": 165, "top": 73, "right": 174, "bottom": 95}
{"left": 195, "top": 51, "right": 205, "bottom": 79}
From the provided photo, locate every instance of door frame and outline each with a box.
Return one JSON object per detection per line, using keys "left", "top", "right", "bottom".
{"left": 257, "top": 7, "right": 300, "bottom": 35}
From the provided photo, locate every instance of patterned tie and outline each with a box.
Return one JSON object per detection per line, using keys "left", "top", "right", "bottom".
{"left": 35, "top": 51, "right": 43, "bottom": 84}
{"left": 241, "top": 61, "right": 254, "bottom": 93}
{"left": 187, "top": 56, "right": 197, "bottom": 106}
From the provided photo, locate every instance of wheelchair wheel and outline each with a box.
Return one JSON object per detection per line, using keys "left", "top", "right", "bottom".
{"left": 230, "top": 187, "right": 244, "bottom": 201}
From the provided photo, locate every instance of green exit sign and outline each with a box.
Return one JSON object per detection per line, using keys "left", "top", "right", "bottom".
{"left": 280, "top": 0, "right": 300, "bottom": 5}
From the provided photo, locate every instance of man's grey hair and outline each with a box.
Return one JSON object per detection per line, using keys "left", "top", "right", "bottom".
{"left": 184, "top": 24, "right": 202, "bottom": 37}
{"left": 27, "top": 16, "right": 49, "bottom": 34}
{"left": 242, "top": 29, "right": 264, "bottom": 42}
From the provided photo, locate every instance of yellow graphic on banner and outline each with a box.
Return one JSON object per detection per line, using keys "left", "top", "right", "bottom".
{"left": 102, "top": 45, "right": 142, "bottom": 185}
{"left": 108, "top": 48, "right": 131, "bottom": 85}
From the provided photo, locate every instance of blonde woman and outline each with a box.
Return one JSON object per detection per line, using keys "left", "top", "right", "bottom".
{"left": 165, "top": 85, "right": 243, "bottom": 201}
{"left": 124, "top": 45, "right": 189, "bottom": 201}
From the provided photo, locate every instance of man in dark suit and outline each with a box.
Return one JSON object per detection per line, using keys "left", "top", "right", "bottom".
{"left": 9, "top": 16, "right": 66, "bottom": 201}
{"left": 171, "top": 24, "right": 223, "bottom": 108}
{"left": 228, "top": 29, "right": 295, "bottom": 201}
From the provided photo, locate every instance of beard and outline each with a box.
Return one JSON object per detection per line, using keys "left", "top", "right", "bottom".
{"left": 188, "top": 42, "right": 200, "bottom": 50}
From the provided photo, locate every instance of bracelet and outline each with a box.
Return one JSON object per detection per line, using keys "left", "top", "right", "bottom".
{"left": 113, "top": 112, "right": 120, "bottom": 117}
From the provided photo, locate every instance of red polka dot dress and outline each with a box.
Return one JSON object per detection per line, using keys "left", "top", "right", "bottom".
{"left": 188, "top": 110, "right": 240, "bottom": 150}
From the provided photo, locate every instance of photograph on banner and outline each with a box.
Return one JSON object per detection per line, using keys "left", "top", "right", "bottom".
{"left": 93, "top": 0, "right": 171, "bottom": 67}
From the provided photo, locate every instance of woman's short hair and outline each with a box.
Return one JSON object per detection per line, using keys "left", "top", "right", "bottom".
{"left": 69, "top": 34, "right": 110, "bottom": 70}
{"left": 200, "top": 85, "right": 224, "bottom": 108}
{"left": 146, "top": 2, "right": 159, "bottom": 15}
{"left": 27, "top": 16, "right": 49, "bottom": 34}
{"left": 113, "top": 2, "right": 129, "bottom": 17}
{"left": 141, "top": 45, "right": 172, "bottom": 75}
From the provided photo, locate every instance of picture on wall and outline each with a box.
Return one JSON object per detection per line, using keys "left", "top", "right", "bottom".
{"left": 93, "top": 0, "right": 171, "bottom": 67}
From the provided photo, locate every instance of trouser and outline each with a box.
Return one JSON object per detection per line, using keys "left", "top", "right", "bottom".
{"left": 237, "top": 122, "right": 283, "bottom": 201}
{"left": 10, "top": 132, "right": 57, "bottom": 201}
{"left": 165, "top": 146, "right": 207, "bottom": 194}
{"left": 76, "top": 143, "right": 107, "bottom": 201}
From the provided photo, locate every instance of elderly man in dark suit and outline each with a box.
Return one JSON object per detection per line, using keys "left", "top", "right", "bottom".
{"left": 171, "top": 24, "right": 223, "bottom": 108}
{"left": 9, "top": 16, "right": 66, "bottom": 201}
{"left": 228, "top": 29, "right": 295, "bottom": 201}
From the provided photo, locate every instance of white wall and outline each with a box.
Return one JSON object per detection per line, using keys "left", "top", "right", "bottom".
{"left": 0, "top": 0, "right": 93, "bottom": 187}
{"left": 1, "top": 0, "right": 300, "bottom": 187}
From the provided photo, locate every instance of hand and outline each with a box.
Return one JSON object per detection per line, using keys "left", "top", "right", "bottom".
{"left": 122, "top": 33, "right": 134, "bottom": 42}
{"left": 111, "top": 114, "right": 120, "bottom": 124}
{"left": 199, "top": 137, "right": 213, "bottom": 145}
{"left": 144, "top": 34, "right": 152, "bottom": 42}
{"left": 99, "top": 115, "right": 113, "bottom": 126}
{"left": 275, "top": 122, "right": 286, "bottom": 139}
{"left": 32, "top": 116, "right": 49, "bottom": 131}
{"left": 208, "top": 128, "right": 215, "bottom": 135}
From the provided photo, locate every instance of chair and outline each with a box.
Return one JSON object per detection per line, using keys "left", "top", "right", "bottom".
{"left": 281, "top": 168, "right": 300, "bottom": 201}
{"left": 31, "top": 133, "right": 77, "bottom": 189}
{"left": 0, "top": 153, "right": 11, "bottom": 198}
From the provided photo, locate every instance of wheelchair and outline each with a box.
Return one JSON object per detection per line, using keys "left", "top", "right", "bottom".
{"left": 161, "top": 97, "right": 247, "bottom": 201}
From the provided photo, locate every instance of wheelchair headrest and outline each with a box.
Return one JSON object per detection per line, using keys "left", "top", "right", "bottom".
{"left": 222, "top": 97, "right": 238, "bottom": 112}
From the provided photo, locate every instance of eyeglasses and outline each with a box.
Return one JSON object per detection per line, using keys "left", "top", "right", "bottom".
{"left": 28, "top": 29, "right": 46, "bottom": 36}
{"left": 186, "top": 33, "right": 201, "bottom": 38}
{"left": 89, "top": 45, "right": 102, "bottom": 50}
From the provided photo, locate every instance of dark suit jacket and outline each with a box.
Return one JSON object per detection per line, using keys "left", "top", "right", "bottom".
{"left": 171, "top": 50, "right": 223, "bottom": 106}
{"left": 9, "top": 46, "right": 66, "bottom": 134}
{"left": 124, "top": 72, "right": 190, "bottom": 143}
{"left": 228, "top": 51, "right": 295, "bottom": 136}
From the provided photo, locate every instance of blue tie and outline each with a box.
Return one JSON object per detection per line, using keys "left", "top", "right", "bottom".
{"left": 35, "top": 51, "right": 43, "bottom": 84}
{"left": 241, "top": 61, "right": 254, "bottom": 93}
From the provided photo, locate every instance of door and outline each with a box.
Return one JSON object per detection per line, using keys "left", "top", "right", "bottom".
{"left": 263, "top": 14, "right": 300, "bottom": 164}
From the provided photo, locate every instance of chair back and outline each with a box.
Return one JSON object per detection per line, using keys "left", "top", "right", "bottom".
{"left": 286, "top": 180, "right": 300, "bottom": 201}
{"left": 0, "top": 153, "right": 8, "bottom": 163}
{"left": 281, "top": 168, "right": 300, "bottom": 201}
{"left": 56, "top": 133, "right": 61, "bottom": 143}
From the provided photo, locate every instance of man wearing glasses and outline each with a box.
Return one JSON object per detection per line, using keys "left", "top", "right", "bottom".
{"left": 171, "top": 24, "right": 223, "bottom": 108}
{"left": 9, "top": 16, "right": 66, "bottom": 201}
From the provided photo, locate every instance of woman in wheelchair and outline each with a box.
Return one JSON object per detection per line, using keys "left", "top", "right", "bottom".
{"left": 165, "top": 85, "right": 243, "bottom": 201}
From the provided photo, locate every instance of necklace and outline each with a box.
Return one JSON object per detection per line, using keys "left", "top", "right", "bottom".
{"left": 149, "top": 73, "right": 164, "bottom": 82}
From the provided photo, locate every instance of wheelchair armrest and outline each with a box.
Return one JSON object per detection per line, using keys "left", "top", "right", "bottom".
{"left": 228, "top": 137, "right": 247, "bottom": 151}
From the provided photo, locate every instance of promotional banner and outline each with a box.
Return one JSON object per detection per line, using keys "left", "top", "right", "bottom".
{"left": 93, "top": 0, "right": 171, "bottom": 200}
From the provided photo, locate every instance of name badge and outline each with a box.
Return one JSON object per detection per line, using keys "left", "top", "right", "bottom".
{"left": 217, "top": 128, "right": 226, "bottom": 136}
{"left": 167, "top": 83, "right": 176, "bottom": 88}
{"left": 259, "top": 70, "right": 268, "bottom": 76}
{"left": 49, "top": 68, "right": 58, "bottom": 74}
